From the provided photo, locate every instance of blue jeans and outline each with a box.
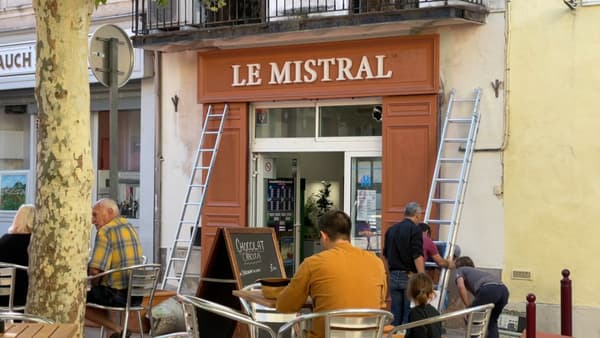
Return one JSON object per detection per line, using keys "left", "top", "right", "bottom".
{"left": 389, "top": 270, "right": 410, "bottom": 325}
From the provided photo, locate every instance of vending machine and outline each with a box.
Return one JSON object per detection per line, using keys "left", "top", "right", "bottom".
{"left": 266, "top": 179, "right": 295, "bottom": 276}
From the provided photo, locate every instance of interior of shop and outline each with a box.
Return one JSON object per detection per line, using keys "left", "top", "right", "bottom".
{"left": 254, "top": 151, "right": 382, "bottom": 276}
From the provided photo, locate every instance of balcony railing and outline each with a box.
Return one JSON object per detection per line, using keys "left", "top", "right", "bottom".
{"left": 132, "top": 0, "right": 485, "bottom": 35}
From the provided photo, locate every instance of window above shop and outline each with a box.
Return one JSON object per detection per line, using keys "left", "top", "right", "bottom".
{"left": 255, "top": 107, "right": 315, "bottom": 138}
{"left": 320, "top": 105, "right": 381, "bottom": 137}
{"left": 254, "top": 102, "right": 382, "bottom": 139}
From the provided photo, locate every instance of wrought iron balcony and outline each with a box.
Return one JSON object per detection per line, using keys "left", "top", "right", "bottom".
{"left": 131, "top": 0, "right": 488, "bottom": 50}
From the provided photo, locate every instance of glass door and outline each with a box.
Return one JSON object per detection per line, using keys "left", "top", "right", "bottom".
{"left": 344, "top": 152, "right": 382, "bottom": 255}
{"left": 251, "top": 153, "right": 302, "bottom": 276}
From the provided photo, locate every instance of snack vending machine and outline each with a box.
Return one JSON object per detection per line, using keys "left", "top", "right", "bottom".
{"left": 266, "top": 179, "right": 295, "bottom": 275}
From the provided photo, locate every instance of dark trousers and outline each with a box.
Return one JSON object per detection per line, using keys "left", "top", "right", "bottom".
{"left": 472, "top": 284, "right": 509, "bottom": 338}
{"left": 389, "top": 270, "right": 410, "bottom": 325}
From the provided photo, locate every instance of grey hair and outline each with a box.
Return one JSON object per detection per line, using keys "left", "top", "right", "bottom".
{"left": 96, "top": 198, "right": 120, "bottom": 216}
{"left": 404, "top": 202, "right": 422, "bottom": 217}
{"left": 8, "top": 204, "right": 35, "bottom": 234}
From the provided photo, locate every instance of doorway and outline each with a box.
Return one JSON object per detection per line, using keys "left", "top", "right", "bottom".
{"left": 251, "top": 152, "right": 344, "bottom": 276}
{"left": 249, "top": 99, "right": 383, "bottom": 274}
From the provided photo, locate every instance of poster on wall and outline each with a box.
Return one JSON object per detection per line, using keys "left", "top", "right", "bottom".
{"left": 0, "top": 173, "right": 27, "bottom": 211}
{"left": 356, "top": 189, "right": 376, "bottom": 222}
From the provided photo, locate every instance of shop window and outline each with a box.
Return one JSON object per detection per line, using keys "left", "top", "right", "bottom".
{"left": 0, "top": 108, "right": 31, "bottom": 210}
{"left": 96, "top": 110, "right": 141, "bottom": 218}
{"left": 319, "top": 105, "right": 382, "bottom": 137}
{"left": 350, "top": 157, "right": 382, "bottom": 254}
{"left": 255, "top": 107, "right": 315, "bottom": 138}
{"left": 253, "top": 102, "right": 382, "bottom": 140}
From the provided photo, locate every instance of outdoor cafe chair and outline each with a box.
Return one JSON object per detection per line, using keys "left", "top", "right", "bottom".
{"left": 153, "top": 301, "right": 197, "bottom": 338}
{"left": 277, "top": 308, "right": 394, "bottom": 338}
{"left": 177, "top": 294, "right": 278, "bottom": 338}
{"left": 0, "top": 311, "right": 55, "bottom": 324}
{"left": 0, "top": 263, "right": 28, "bottom": 312}
{"left": 0, "top": 266, "right": 17, "bottom": 312}
{"left": 384, "top": 303, "right": 494, "bottom": 338}
{"left": 86, "top": 263, "right": 161, "bottom": 338}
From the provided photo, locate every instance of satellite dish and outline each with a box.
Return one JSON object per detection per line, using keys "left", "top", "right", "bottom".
{"left": 89, "top": 24, "right": 134, "bottom": 88}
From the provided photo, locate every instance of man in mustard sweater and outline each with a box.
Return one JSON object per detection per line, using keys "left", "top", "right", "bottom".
{"left": 276, "top": 210, "right": 387, "bottom": 338}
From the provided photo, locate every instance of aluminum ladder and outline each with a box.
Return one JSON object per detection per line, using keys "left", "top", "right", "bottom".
{"left": 423, "top": 88, "right": 482, "bottom": 310}
{"left": 161, "top": 104, "right": 229, "bottom": 294}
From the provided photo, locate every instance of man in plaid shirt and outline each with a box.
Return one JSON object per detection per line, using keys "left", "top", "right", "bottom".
{"left": 85, "top": 198, "right": 144, "bottom": 338}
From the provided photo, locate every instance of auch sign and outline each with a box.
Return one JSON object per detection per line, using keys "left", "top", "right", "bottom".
{"left": 0, "top": 43, "right": 35, "bottom": 76}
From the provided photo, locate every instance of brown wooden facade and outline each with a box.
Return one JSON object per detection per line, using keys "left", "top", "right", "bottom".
{"left": 199, "top": 35, "right": 440, "bottom": 270}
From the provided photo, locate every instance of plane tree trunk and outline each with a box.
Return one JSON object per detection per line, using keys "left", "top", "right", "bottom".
{"left": 27, "top": 0, "right": 95, "bottom": 336}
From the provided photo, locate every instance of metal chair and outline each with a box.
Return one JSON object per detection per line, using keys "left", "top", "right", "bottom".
{"left": 86, "top": 263, "right": 161, "bottom": 338}
{"left": 177, "top": 294, "right": 278, "bottom": 338}
{"left": 151, "top": 300, "right": 197, "bottom": 338}
{"left": 0, "top": 266, "right": 16, "bottom": 312}
{"left": 0, "top": 263, "right": 28, "bottom": 312}
{"left": 0, "top": 311, "right": 55, "bottom": 323}
{"left": 277, "top": 308, "right": 394, "bottom": 338}
{"left": 385, "top": 303, "right": 494, "bottom": 338}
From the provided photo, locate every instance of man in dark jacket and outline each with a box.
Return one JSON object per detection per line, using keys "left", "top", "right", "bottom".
{"left": 383, "top": 202, "right": 425, "bottom": 325}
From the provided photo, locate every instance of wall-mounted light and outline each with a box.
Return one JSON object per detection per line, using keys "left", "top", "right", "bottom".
{"left": 491, "top": 79, "right": 503, "bottom": 98}
{"left": 563, "top": 0, "right": 577, "bottom": 10}
{"left": 171, "top": 94, "right": 179, "bottom": 112}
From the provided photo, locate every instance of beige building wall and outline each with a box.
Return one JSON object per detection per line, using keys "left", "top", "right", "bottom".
{"left": 159, "top": 1, "right": 508, "bottom": 270}
{"left": 505, "top": 0, "right": 600, "bottom": 335}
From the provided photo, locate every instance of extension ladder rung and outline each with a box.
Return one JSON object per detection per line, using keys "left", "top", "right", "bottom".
{"left": 189, "top": 183, "right": 207, "bottom": 187}
{"left": 194, "top": 166, "right": 210, "bottom": 170}
{"left": 180, "top": 273, "right": 202, "bottom": 278}
{"left": 204, "top": 131, "right": 219, "bottom": 134}
{"left": 207, "top": 113, "right": 224, "bottom": 118}
{"left": 178, "top": 219, "right": 196, "bottom": 224}
{"left": 436, "top": 178, "right": 461, "bottom": 183}
{"left": 199, "top": 148, "right": 216, "bottom": 152}
{"left": 427, "top": 219, "right": 453, "bottom": 225}
{"left": 174, "top": 239, "right": 192, "bottom": 244}
{"left": 444, "top": 138, "right": 468, "bottom": 143}
{"left": 448, "top": 118, "right": 472, "bottom": 123}
{"left": 440, "top": 158, "right": 463, "bottom": 163}
{"left": 453, "top": 98, "right": 476, "bottom": 102}
{"left": 431, "top": 198, "right": 455, "bottom": 204}
{"left": 185, "top": 202, "right": 203, "bottom": 206}
{"left": 169, "top": 257, "right": 186, "bottom": 262}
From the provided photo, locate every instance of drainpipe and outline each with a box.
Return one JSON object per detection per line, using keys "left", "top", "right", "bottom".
{"left": 153, "top": 50, "right": 163, "bottom": 264}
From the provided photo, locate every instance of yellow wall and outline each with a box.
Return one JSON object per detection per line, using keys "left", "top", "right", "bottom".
{"left": 506, "top": 0, "right": 600, "bottom": 306}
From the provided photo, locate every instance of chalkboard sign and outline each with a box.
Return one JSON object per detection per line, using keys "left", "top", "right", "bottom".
{"left": 196, "top": 227, "right": 286, "bottom": 338}
{"left": 224, "top": 227, "right": 287, "bottom": 288}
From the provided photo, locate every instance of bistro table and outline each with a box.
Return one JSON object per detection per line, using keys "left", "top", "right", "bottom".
{"left": 1, "top": 323, "right": 78, "bottom": 338}
{"left": 232, "top": 289, "right": 278, "bottom": 308}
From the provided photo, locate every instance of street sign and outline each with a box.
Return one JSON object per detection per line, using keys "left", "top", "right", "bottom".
{"left": 88, "top": 24, "right": 134, "bottom": 88}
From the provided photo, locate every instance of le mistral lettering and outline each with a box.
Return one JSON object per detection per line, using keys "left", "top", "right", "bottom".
{"left": 231, "top": 55, "right": 393, "bottom": 87}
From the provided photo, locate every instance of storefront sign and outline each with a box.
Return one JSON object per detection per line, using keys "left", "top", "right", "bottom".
{"left": 0, "top": 43, "right": 35, "bottom": 76}
{"left": 198, "top": 35, "right": 439, "bottom": 103}
{"left": 231, "top": 55, "right": 392, "bottom": 87}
